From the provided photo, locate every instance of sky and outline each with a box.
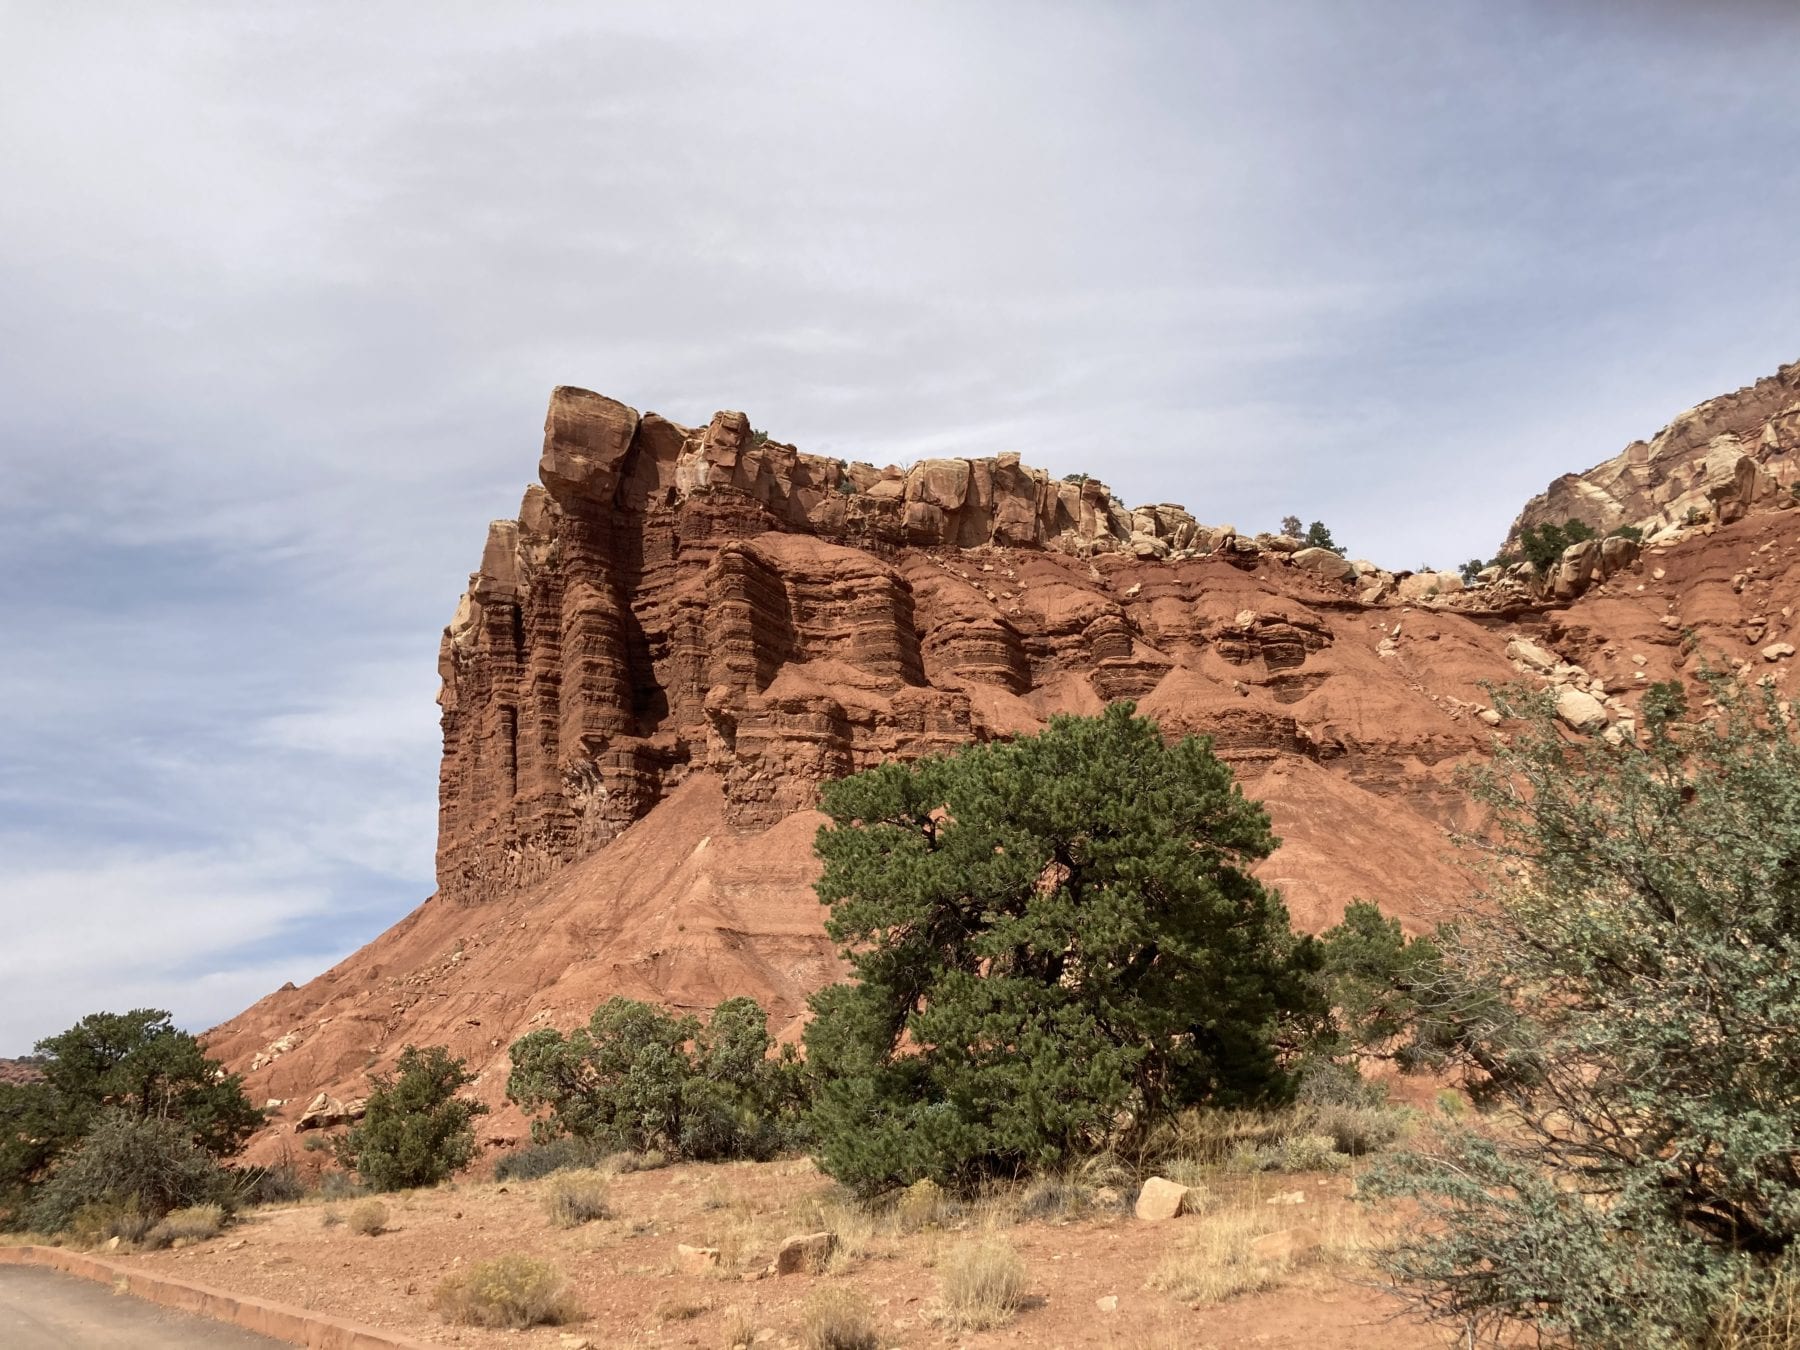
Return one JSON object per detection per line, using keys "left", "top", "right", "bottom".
{"left": 2, "top": 1, "right": 1798, "bottom": 1054}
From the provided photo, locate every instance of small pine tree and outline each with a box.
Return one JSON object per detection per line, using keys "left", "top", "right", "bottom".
{"left": 1304, "top": 521, "right": 1344, "bottom": 555}
{"left": 336, "top": 1046, "right": 486, "bottom": 1191}
{"left": 803, "top": 702, "right": 1320, "bottom": 1195}
{"left": 1280, "top": 514, "right": 1303, "bottom": 538}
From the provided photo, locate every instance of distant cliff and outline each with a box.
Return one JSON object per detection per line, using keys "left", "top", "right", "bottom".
{"left": 1508, "top": 360, "right": 1800, "bottom": 548}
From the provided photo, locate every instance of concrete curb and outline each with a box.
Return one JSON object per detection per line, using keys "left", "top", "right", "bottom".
{"left": 0, "top": 1244, "right": 429, "bottom": 1349}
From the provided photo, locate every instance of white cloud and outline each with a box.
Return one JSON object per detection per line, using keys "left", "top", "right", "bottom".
{"left": 2, "top": 2, "right": 1798, "bottom": 1052}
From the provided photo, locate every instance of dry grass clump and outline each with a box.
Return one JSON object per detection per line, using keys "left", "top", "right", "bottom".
{"left": 608, "top": 1149, "right": 668, "bottom": 1174}
{"left": 1147, "top": 1207, "right": 1290, "bottom": 1303}
{"left": 432, "top": 1253, "right": 579, "bottom": 1329}
{"left": 1710, "top": 1260, "right": 1800, "bottom": 1350}
{"left": 1146, "top": 1185, "right": 1376, "bottom": 1305}
{"left": 800, "top": 1286, "right": 882, "bottom": 1350}
{"left": 543, "top": 1169, "right": 611, "bottom": 1228}
{"left": 67, "top": 1198, "right": 158, "bottom": 1247}
{"left": 320, "top": 1207, "right": 342, "bottom": 1228}
{"left": 146, "top": 1204, "right": 224, "bottom": 1248}
{"left": 937, "top": 1236, "right": 1028, "bottom": 1331}
{"left": 346, "top": 1199, "right": 388, "bottom": 1236}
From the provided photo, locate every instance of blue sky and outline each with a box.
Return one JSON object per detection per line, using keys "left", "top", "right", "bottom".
{"left": 2, "top": 2, "right": 1797, "bottom": 1053}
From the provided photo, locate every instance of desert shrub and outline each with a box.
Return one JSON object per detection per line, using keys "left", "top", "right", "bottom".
{"left": 805, "top": 704, "right": 1322, "bottom": 1195}
{"left": 543, "top": 1169, "right": 610, "bottom": 1227}
{"left": 0, "top": 1011, "right": 262, "bottom": 1226}
{"left": 432, "top": 1253, "right": 578, "bottom": 1329}
{"left": 611, "top": 1148, "right": 668, "bottom": 1173}
{"left": 335, "top": 1045, "right": 486, "bottom": 1191}
{"left": 1303, "top": 1102, "right": 1409, "bottom": 1157}
{"left": 68, "top": 1200, "right": 149, "bottom": 1245}
{"left": 492, "top": 1135, "right": 607, "bottom": 1182}
{"left": 1366, "top": 678, "right": 1800, "bottom": 1347}
{"left": 145, "top": 1203, "right": 224, "bottom": 1248}
{"left": 938, "top": 1237, "right": 1028, "bottom": 1331}
{"left": 801, "top": 1287, "right": 881, "bottom": 1350}
{"left": 27, "top": 1111, "right": 235, "bottom": 1233}
{"left": 346, "top": 1198, "right": 388, "bottom": 1235}
{"left": 67, "top": 1196, "right": 159, "bottom": 1247}
{"left": 231, "top": 1160, "right": 304, "bottom": 1206}
{"left": 315, "top": 1169, "right": 362, "bottom": 1199}
{"left": 892, "top": 1177, "right": 955, "bottom": 1231}
{"left": 320, "top": 1207, "right": 342, "bottom": 1228}
{"left": 507, "top": 997, "right": 808, "bottom": 1163}
{"left": 722, "top": 1304, "right": 759, "bottom": 1350}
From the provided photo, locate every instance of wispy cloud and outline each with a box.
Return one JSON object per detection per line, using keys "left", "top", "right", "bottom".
{"left": 3, "top": 1, "right": 1798, "bottom": 1051}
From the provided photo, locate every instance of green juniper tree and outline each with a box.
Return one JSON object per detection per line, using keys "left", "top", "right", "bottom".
{"left": 1367, "top": 676, "right": 1800, "bottom": 1347}
{"left": 0, "top": 1010, "right": 261, "bottom": 1226}
{"left": 335, "top": 1045, "right": 486, "bottom": 1191}
{"left": 803, "top": 702, "right": 1321, "bottom": 1195}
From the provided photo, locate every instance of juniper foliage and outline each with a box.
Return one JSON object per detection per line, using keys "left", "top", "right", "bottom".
{"left": 804, "top": 702, "right": 1318, "bottom": 1194}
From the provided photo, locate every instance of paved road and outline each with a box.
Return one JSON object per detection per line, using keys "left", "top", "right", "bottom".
{"left": 0, "top": 1263, "right": 287, "bottom": 1348}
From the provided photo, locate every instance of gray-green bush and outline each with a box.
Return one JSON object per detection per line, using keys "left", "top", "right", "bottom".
{"left": 1367, "top": 677, "right": 1800, "bottom": 1347}
{"left": 27, "top": 1111, "right": 235, "bottom": 1234}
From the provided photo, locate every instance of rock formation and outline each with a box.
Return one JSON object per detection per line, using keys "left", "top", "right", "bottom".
{"left": 1510, "top": 360, "right": 1800, "bottom": 545}
{"left": 208, "top": 367, "right": 1800, "bottom": 1159}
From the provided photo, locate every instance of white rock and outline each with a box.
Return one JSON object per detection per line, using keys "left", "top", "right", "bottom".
{"left": 1554, "top": 687, "right": 1609, "bottom": 733}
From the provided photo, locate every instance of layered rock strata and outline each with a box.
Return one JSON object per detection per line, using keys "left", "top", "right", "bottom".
{"left": 438, "top": 387, "right": 1509, "bottom": 907}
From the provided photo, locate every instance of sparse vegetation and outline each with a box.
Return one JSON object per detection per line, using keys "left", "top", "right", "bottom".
{"left": 492, "top": 1134, "right": 609, "bottom": 1182}
{"left": 1303, "top": 520, "right": 1344, "bottom": 555}
{"left": 432, "top": 1253, "right": 578, "bottom": 1329}
{"left": 543, "top": 1169, "right": 611, "bottom": 1227}
{"left": 0, "top": 1008, "right": 262, "bottom": 1227}
{"left": 146, "top": 1202, "right": 225, "bottom": 1248}
{"left": 346, "top": 1198, "right": 388, "bottom": 1235}
{"left": 937, "top": 1237, "right": 1028, "bottom": 1331}
{"left": 801, "top": 1286, "right": 882, "bottom": 1350}
{"left": 335, "top": 1044, "right": 486, "bottom": 1192}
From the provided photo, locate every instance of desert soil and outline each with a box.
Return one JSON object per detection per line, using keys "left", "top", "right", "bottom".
{"left": 113, "top": 1158, "right": 1452, "bottom": 1349}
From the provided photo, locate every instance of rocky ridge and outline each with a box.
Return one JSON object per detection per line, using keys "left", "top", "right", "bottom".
{"left": 1510, "top": 359, "right": 1800, "bottom": 547}
{"left": 209, "top": 369, "right": 1800, "bottom": 1157}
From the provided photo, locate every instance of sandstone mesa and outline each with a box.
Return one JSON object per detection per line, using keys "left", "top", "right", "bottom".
{"left": 207, "top": 362, "right": 1800, "bottom": 1156}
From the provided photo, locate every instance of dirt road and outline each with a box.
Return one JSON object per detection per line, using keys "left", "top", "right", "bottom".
{"left": 0, "top": 1263, "right": 286, "bottom": 1348}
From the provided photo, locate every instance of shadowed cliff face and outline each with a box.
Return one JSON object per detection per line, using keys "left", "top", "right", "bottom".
{"left": 209, "top": 375, "right": 1800, "bottom": 1159}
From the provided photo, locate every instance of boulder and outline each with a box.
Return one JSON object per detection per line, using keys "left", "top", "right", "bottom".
{"left": 1764, "top": 642, "right": 1796, "bottom": 662}
{"left": 1290, "top": 547, "right": 1355, "bottom": 582}
{"left": 538, "top": 386, "right": 641, "bottom": 506}
{"left": 1506, "top": 637, "right": 1559, "bottom": 673}
{"left": 1134, "top": 1176, "right": 1192, "bottom": 1221}
{"left": 775, "top": 1231, "right": 837, "bottom": 1275}
{"left": 1554, "top": 687, "right": 1609, "bottom": 733}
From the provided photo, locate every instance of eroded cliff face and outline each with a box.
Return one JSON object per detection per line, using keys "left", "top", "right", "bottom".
{"left": 210, "top": 372, "right": 1800, "bottom": 1159}
{"left": 435, "top": 386, "right": 1505, "bottom": 910}
{"left": 1510, "top": 360, "right": 1800, "bottom": 546}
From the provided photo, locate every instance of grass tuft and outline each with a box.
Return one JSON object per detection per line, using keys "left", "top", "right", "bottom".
{"left": 432, "top": 1253, "right": 579, "bottom": 1329}
{"left": 800, "top": 1286, "right": 881, "bottom": 1350}
{"left": 346, "top": 1199, "right": 388, "bottom": 1236}
{"left": 543, "top": 1169, "right": 611, "bottom": 1228}
{"left": 937, "top": 1236, "right": 1028, "bottom": 1331}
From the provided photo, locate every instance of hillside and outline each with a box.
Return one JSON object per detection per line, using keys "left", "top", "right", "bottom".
{"left": 206, "top": 368, "right": 1800, "bottom": 1156}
